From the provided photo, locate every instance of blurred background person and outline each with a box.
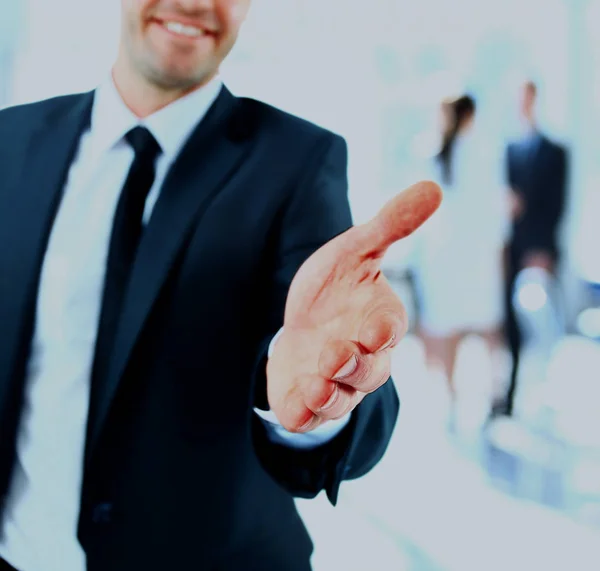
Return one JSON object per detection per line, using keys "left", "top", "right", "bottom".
{"left": 416, "top": 95, "right": 508, "bottom": 416}
{"left": 499, "top": 80, "right": 568, "bottom": 417}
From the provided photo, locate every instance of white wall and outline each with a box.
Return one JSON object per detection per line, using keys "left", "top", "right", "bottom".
{"left": 223, "top": 0, "right": 386, "bottom": 225}
{"left": 12, "top": 0, "right": 120, "bottom": 103}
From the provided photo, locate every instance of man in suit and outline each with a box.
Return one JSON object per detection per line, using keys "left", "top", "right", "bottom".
{"left": 0, "top": 1, "right": 441, "bottom": 570}
{"left": 501, "top": 80, "right": 568, "bottom": 416}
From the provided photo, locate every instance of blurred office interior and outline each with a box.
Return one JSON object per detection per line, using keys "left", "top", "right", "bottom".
{"left": 2, "top": 0, "right": 600, "bottom": 569}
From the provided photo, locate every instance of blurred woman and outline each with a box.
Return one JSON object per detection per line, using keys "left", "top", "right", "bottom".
{"left": 416, "top": 94, "right": 508, "bottom": 406}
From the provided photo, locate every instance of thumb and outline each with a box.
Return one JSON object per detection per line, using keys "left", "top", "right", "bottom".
{"left": 351, "top": 181, "right": 442, "bottom": 258}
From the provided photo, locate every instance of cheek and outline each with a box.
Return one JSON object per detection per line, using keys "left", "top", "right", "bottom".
{"left": 130, "top": 0, "right": 152, "bottom": 13}
{"left": 138, "top": 0, "right": 158, "bottom": 8}
{"left": 219, "top": 1, "right": 249, "bottom": 33}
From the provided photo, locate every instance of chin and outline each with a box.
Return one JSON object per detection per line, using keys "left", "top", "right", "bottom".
{"left": 144, "top": 55, "right": 210, "bottom": 89}
{"left": 153, "top": 68, "right": 210, "bottom": 91}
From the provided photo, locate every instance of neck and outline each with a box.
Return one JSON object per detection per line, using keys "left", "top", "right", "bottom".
{"left": 111, "top": 55, "right": 209, "bottom": 118}
{"left": 522, "top": 116, "right": 537, "bottom": 135}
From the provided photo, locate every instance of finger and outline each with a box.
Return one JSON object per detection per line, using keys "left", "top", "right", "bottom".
{"left": 338, "top": 350, "right": 392, "bottom": 394}
{"left": 318, "top": 339, "right": 392, "bottom": 392}
{"left": 318, "top": 339, "right": 362, "bottom": 381}
{"left": 278, "top": 374, "right": 359, "bottom": 431}
{"left": 270, "top": 339, "right": 361, "bottom": 432}
{"left": 272, "top": 374, "right": 324, "bottom": 433}
{"left": 352, "top": 180, "right": 442, "bottom": 258}
{"left": 358, "top": 305, "right": 407, "bottom": 354}
{"left": 303, "top": 377, "right": 360, "bottom": 421}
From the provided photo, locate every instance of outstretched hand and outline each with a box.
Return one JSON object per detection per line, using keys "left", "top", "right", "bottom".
{"left": 267, "top": 181, "right": 442, "bottom": 432}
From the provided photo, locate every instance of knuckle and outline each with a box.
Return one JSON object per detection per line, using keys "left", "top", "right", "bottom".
{"left": 360, "top": 307, "right": 406, "bottom": 352}
{"left": 319, "top": 341, "right": 356, "bottom": 379}
{"left": 356, "top": 360, "right": 390, "bottom": 393}
{"left": 319, "top": 395, "right": 350, "bottom": 420}
{"left": 348, "top": 361, "right": 373, "bottom": 391}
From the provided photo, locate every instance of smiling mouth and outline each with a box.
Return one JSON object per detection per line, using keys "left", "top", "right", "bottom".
{"left": 155, "top": 19, "right": 209, "bottom": 39}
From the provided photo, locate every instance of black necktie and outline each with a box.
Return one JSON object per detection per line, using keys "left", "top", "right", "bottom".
{"left": 90, "top": 126, "right": 161, "bottom": 418}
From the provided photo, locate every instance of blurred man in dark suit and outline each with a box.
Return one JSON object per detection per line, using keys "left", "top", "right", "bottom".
{"left": 0, "top": 1, "right": 441, "bottom": 570}
{"left": 501, "top": 80, "right": 568, "bottom": 416}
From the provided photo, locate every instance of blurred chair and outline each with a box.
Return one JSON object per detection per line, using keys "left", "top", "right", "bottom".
{"left": 486, "top": 268, "right": 600, "bottom": 523}
{"left": 510, "top": 267, "right": 566, "bottom": 422}
{"left": 513, "top": 266, "right": 566, "bottom": 352}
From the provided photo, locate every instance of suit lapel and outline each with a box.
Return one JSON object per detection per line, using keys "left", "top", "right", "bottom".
{"left": 520, "top": 133, "right": 543, "bottom": 188}
{"left": 87, "top": 87, "right": 253, "bottom": 454}
{"left": 0, "top": 93, "right": 93, "bottom": 414}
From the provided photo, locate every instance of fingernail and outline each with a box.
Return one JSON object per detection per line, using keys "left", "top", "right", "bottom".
{"left": 378, "top": 335, "right": 396, "bottom": 352}
{"left": 332, "top": 355, "right": 358, "bottom": 380}
{"left": 298, "top": 416, "right": 317, "bottom": 432}
{"left": 320, "top": 386, "right": 339, "bottom": 412}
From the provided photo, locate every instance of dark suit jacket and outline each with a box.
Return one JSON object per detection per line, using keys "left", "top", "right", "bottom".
{"left": 506, "top": 133, "right": 568, "bottom": 262}
{"left": 0, "top": 86, "right": 399, "bottom": 571}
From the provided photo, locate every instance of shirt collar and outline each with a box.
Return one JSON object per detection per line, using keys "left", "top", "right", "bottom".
{"left": 89, "top": 74, "right": 223, "bottom": 159}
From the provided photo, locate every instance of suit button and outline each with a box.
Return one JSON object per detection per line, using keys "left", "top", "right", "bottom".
{"left": 92, "top": 503, "right": 113, "bottom": 524}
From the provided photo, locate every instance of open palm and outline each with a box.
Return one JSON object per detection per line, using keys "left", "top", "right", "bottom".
{"left": 267, "top": 181, "right": 442, "bottom": 432}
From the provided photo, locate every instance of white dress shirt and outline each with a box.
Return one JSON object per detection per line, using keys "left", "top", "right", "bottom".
{"left": 0, "top": 77, "right": 349, "bottom": 571}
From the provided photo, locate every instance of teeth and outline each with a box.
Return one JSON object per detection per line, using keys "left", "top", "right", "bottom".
{"left": 163, "top": 21, "right": 204, "bottom": 37}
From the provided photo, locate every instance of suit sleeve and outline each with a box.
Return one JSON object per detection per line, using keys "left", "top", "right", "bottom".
{"left": 250, "top": 132, "right": 400, "bottom": 505}
{"left": 505, "top": 145, "right": 515, "bottom": 189}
